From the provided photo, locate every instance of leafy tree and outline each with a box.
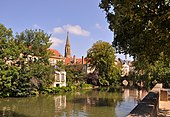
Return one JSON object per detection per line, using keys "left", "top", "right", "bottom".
{"left": 152, "top": 57, "right": 170, "bottom": 88}
{"left": 156, "top": 63, "right": 170, "bottom": 88}
{"left": 15, "top": 29, "right": 53, "bottom": 89}
{"left": 55, "top": 61, "right": 66, "bottom": 71}
{"left": 87, "top": 71, "right": 99, "bottom": 86}
{"left": 87, "top": 40, "right": 120, "bottom": 86}
{"left": 133, "top": 60, "right": 153, "bottom": 88}
{"left": 0, "top": 24, "right": 23, "bottom": 97}
{"left": 65, "top": 64, "right": 87, "bottom": 86}
{"left": 16, "top": 29, "right": 52, "bottom": 60}
{"left": 133, "top": 55, "right": 170, "bottom": 88}
{"left": 0, "top": 25, "right": 54, "bottom": 97}
{"left": 99, "top": 0, "right": 170, "bottom": 63}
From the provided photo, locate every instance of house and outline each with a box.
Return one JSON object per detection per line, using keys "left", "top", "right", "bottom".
{"left": 48, "top": 48, "right": 64, "bottom": 65}
{"left": 48, "top": 48, "right": 66, "bottom": 87}
{"left": 53, "top": 71, "right": 66, "bottom": 87}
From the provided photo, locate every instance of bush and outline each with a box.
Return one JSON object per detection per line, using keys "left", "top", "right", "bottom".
{"left": 80, "top": 83, "right": 93, "bottom": 88}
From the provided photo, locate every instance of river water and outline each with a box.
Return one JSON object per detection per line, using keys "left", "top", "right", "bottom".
{"left": 0, "top": 88, "right": 147, "bottom": 117}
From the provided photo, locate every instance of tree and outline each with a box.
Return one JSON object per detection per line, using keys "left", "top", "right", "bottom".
{"left": 0, "top": 25, "right": 54, "bottom": 97}
{"left": 16, "top": 29, "right": 52, "bottom": 60}
{"left": 87, "top": 40, "right": 120, "bottom": 86}
{"left": 15, "top": 29, "right": 53, "bottom": 89}
{"left": 0, "top": 24, "right": 23, "bottom": 97}
{"left": 99, "top": 0, "right": 170, "bottom": 63}
{"left": 155, "top": 61, "right": 170, "bottom": 88}
{"left": 133, "top": 58, "right": 170, "bottom": 88}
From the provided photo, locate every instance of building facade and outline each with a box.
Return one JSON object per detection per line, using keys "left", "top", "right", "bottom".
{"left": 53, "top": 71, "right": 66, "bottom": 87}
{"left": 48, "top": 49, "right": 66, "bottom": 87}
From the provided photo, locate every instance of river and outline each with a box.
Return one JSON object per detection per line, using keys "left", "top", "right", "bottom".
{"left": 0, "top": 88, "right": 147, "bottom": 117}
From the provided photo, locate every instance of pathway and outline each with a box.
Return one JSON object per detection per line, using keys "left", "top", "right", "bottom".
{"left": 158, "top": 101, "right": 170, "bottom": 117}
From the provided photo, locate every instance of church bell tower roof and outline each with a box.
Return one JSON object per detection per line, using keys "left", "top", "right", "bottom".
{"left": 64, "top": 32, "right": 71, "bottom": 58}
{"left": 66, "top": 32, "right": 70, "bottom": 46}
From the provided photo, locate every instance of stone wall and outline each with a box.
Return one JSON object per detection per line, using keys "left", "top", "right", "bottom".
{"left": 127, "top": 83, "right": 162, "bottom": 117}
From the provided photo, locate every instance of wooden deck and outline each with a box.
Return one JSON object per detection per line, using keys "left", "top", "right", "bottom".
{"left": 158, "top": 101, "right": 170, "bottom": 117}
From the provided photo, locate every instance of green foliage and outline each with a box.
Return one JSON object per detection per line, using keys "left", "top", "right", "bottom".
{"left": 53, "top": 61, "right": 81, "bottom": 89}
{"left": 99, "top": 0, "right": 170, "bottom": 88}
{"left": 65, "top": 66, "right": 75, "bottom": 86}
{"left": 0, "top": 24, "right": 54, "bottom": 97}
{"left": 65, "top": 64, "right": 87, "bottom": 87}
{"left": 16, "top": 29, "right": 52, "bottom": 59}
{"left": 153, "top": 60, "right": 170, "bottom": 88}
{"left": 80, "top": 83, "right": 93, "bottom": 88}
{"left": 70, "top": 85, "right": 77, "bottom": 91}
{"left": 87, "top": 40, "right": 120, "bottom": 86}
{"left": 87, "top": 71, "right": 99, "bottom": 85}
{"left": 55, "top": 61, "right": 66, "bottom": 71}
{"left": 0, "top": 24, "right": 23, "bottom": 97}
{"left": 133, "top": 56, "right": 170, "bottom": 88}
{"left": 99, "top": 0, "right": 170, "bottom": 63}
{"left": 41, "top": 86, "right": 74, "bottom": 94}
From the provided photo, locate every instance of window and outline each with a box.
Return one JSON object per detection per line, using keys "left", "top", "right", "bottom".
{"left": 56, "top": 73, "right": 60, "bottom": 82}
{"left": 61, "top": 74, "right": 65, "bottom": 82}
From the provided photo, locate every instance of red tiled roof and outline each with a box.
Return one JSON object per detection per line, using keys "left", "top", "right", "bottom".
{"left": 74, "top": 58, "right": 87, "bottom": 65}
{"left": 76, "top": 58, "right": 82, "bottom": 64}
{"left": 65, "top": 57, "right": 71, "bottom": 65}
{"left": 48, "top": 48, "right": 63, "bottom": 58}
{"left": 64, "top": 57, "right": 87, "bottom": 65}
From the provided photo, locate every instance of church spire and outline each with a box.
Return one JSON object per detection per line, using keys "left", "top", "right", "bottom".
{"left": 65, "top": 32, "right": 71, "bottom": 58}
{"left": 66, "top": 32, "right": 70, "bottom": 46}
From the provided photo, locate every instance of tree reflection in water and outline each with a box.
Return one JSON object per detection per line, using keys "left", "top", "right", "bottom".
{"left": 64, "top": 89, "right": 123, "bottom": 117}
{"left": 0, "top": 88, "right": 147, "bottom": 117}
{"left": 0, "top": 110, "right": 29, "bottom": 117}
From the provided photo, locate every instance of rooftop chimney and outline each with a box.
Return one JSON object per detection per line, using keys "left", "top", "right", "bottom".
{"left": 73, "top": 55, "right": 76, "bottom": 64}
{"left": 82, "top": 56, "right": 84, "bottom": 64}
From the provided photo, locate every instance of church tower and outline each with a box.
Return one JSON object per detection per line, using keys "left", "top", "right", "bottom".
{"left": 64, "top": 32, "right": 71, "bottom": 58}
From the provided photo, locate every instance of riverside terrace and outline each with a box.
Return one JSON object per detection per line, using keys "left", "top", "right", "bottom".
{"left": 127, "top": 83, "right": 170, "bottom": 117}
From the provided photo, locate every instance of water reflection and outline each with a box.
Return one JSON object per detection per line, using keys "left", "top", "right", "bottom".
{"left": 123, "top": 88, "right": 147, "bottom": 100}
{"left": 63, "top": 90, "right": 122, "bottom": 117}
{"left": 0, "top": 110, "right": 29, "bottom": 117}
{"left": 54, "top": 95, "right": 66, "bottom": 113}
{"left": 115, "top": 88, "right": 148, "bottom": 117}
{"left": 0, "top": 88, "right": 147, "bottom": 117}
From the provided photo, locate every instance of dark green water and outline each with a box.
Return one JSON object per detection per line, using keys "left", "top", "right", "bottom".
{"left": 0, "top": 88, "right": 147, "bottom": 117}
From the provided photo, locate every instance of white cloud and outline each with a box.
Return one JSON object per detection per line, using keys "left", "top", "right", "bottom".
{"left": 50, "top": 37, "right": 64, "bottom": 47}
{"left": 95, "top": 23, "right": 102, "bottom": 30}
{"left": 52, "top": 24, "right": 90, "bottom": 37}
{"left": 53, "top": 27, "right": 64, "bottom": 33}
{"left": 33, "top": 24, "right": 40, "bottom": 29}
{"left": 63, "top": 24, "right": 90, "bottom": 36}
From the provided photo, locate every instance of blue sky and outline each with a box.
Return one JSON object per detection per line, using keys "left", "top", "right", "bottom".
{"left": 0, "top": 0, "right": 132, "bottom": 60}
